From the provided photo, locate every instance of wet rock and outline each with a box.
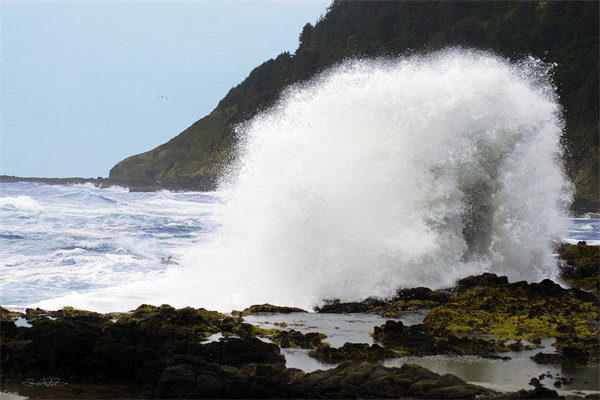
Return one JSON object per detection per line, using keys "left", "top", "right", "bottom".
{"left": 373, "top": 320, "right": 407, "bottom": 342}
{"left": 309, "top": 342, "right": 397, "bottom": 363}
{"left": 529, "top": 377, "right": 542, "bottom": 387}
{"left": 314, "top": 297, "right": 388, "bottom": 314}
{"left": 270, "top": 329, "right": 327, "bottom": 349}
{"left": 456, "top": 273, "right": 509, "bottom": 292}
{"left": 0, "top": 305, "right": 261, "bottom": 386}
{"left": 529, "top": 279, "right": 569, "bottom": 299}
{"left": 233, "top": 303, "right": 307, "bottom": 316}
{"left": 393, "top": 287, "right": 451, "bottom": 303}
{"left": 157, "top": 361, "right": 225, "bottom": 399}
{"left": 558, "top": 242, "right": 599, "bottom": 292}
{"left": 553, "top": 380, "right": 561, "bottom": 388}
{"left": 424, "top": 275, "right": 599, "bottom": 356}
{"left": 373, "top": 320, "right": 506, "bottom": 357}
{"left": 315, "top": 288, "right": 450, "bottom": 316}
{"left": 0, "top": 301, "right": 507, "bottom": 399}
{"left": 0, "top": 319, "right": 19, "bottom": 340}
{"left": 204, "top": 337, "right": 285, "bottom": 367}
{"left": 380, "top": 287, "right": 452, "bottom": 316}
{"left": 1, "top": 306, "right": 26, "bottom": 322}
{"left": 300, "top": 362, "right": 493, "bottom": 399}
{"left": 531, "top": 339, "right": 595, "bottom": 366}
{"left": 530, "top": 352, "right": 562, "bottom": 365}
{"left": 487, "top": 386, "right": 564, "bottom": 399}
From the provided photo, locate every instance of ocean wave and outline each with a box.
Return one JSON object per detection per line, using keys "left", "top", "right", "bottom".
{"left": 0, "top": 195, "right": 43, "bottom": 212}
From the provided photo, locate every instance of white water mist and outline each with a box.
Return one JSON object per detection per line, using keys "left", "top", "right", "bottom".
{"left": 183, "top": 49, "right": 570, "bottom": 310}
{"left": 34, "top": 49, "right": 572, "bottom": 313}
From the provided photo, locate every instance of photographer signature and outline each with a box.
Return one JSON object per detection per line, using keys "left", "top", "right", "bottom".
{"left": 22, "top": 377, "right": 68, "bottom": 387}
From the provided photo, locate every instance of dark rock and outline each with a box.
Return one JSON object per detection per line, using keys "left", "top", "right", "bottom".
{"left": 529, "top": 279, "right": 568, "bottom": 299}
{"left": 309, "top": 342, "right": 397, "bottom": 363}
{"left": 531, "top": 343, "right": 592, "bottom": 366}
{"left": 487, "top": 386, "right": 564, "bottom": 399}
{"left": 233, "top": 303, "right": 307, "bottom": 315}
{"left": 481, "top": 297, "right": 501, "bottom": 311}
{"left": 0, "top": 319, "right": 19, "bottom": 339}
{"left": 0, "top": 303, "right": 507, "bottom": 399}
{"left": 534, "top": 387, "right": 563, "bottom": 398}
{"left": 314, "top": 297, "right": 388, "bottom": 314}
{"left": 456, "top": 273, "right": 509, "bottom": 292}
{"left": 560, "top": 346, "right": 590, "bottom": 364}
{"left": 157, "top": 362, "right": 225, "bottom": 399}
{"left": 529, "top": 377, "right": 542, "bottom": 387}
{"left": 531, "top": 352, "right": 562, "bottom": 365}
{"left": 553, "top": 380, "right": 561, "bottom": 388}
{"left": 270, "top": 329, "right": 327, "bottom": 349}
{"left": 557, "top": 243, "right": 600, "bottom": 292}
{"left": 204, "top": 337, "right": 285, "bottom": 367}
{"left": 393, "top": 287, "right": 451, "bottom": 303}
{"left": 558, "top": 243, "right": 600, "bottom": 280}
{"left": 300, "top": 362, "right": 492, "bottom": 399}
{"left": 373, "top": 320, "right": 504, "bottom": 357}
{"left": 373, "top": 320, "right": 407, "bottom": 342}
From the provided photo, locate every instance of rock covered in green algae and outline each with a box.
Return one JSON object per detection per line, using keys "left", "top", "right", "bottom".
{"left": 232, "top": 303, "right": 308, "bottom": 316}
{"left": 382, "top": 287, "right": 452, "bottom": 317}
{"left": 422, "top": 274, "right": 599, "bottom": 364}
{"left": 558, "top": 242, "right": 600, "bottom": 292}
{"left": 372, "top": 320, "right": 510, "bottom": 357}
{"left": 270, "top": 329, "right": 328, "bottom": 349}
{"left": 309, "top": 342, "right": 399, "bottom": 363}
{"left": 315, "top": 287, "right": 450, "bottom": 318}
{"left": 1, "top": 306, "right": 25, "bottom": 321}
{"left": 315, "top": 287, "right": 451, "bottom": 316}
{"left": 455, "top": 273, "right": 510, "bottom": 292}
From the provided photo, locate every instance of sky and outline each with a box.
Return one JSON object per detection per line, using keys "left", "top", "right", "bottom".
{"left": 0, "top": 0, "right": 330, "bottom": 178}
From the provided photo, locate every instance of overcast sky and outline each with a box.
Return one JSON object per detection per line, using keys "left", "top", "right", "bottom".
{"left": 1, "top": 0, "right": 330, "bottom": 178}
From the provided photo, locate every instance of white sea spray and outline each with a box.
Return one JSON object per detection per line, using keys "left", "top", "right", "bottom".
{"left": 175, "top": 49, "right": 571, "bottom": 311}
{"left": 28, "top": 49, "right": 572, "bottom": 313}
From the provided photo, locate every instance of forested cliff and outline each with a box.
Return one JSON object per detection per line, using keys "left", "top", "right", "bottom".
{"left": 109, "top": 1, "right": 598, "bottom": 210}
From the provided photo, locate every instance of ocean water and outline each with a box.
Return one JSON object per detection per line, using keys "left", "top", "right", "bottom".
{"left": 0, "top": 182, "right": 222, "bottom": 309}
{"left": 1, "top": 182, "right": 596, "bottom": 313}
{"left": 1, "top": 49, "right": 596, "bottom": 314}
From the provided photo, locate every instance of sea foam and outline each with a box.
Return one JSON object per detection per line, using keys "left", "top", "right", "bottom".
{"left": 0, "top": 195, "right": 43, "bottom": 212}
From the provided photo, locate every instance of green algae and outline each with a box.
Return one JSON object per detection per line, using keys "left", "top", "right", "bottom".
{"left": 424, "top": 284, "right": 598, "bottom": 342}
{"left": 559, "top": 243, "right": 600, "bottom": 268}
{"left": 372, "top": 320, "right": 512, "bottom": 357}
{"left": 0, "top": 306, "right": 25, "bottom": 322}
{"left": 569, "top": 276, "right": 600, "bottom": 292}
{"left": 269, "top": 329, "right": 328, "bottom": 349}
{"left": 381, "top": 300, "right": 444, "bottom": 317}
{"left": 558, "top": 243, "right": 599, "bottom": 293}
{"left": 421, "top": 279, "right": 599, "bottom": 363}
{"left": 233, "top": 303, "right": 307, "bottom": 316}
{"left": 53, "top": 306, "right": 95, "bottom": 317}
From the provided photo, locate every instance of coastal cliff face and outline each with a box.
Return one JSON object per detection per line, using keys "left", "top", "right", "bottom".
{"left": 109, "top": 1, "right": 598, "bottom": 209}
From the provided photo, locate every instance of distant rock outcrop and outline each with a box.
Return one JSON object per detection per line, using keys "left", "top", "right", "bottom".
{"left": 109, "top": 1, "right": 598, "bottom": 211}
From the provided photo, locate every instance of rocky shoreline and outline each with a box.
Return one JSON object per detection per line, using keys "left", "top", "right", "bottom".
{"left": 1, "top": 243, "right": 598, "bottom": 399}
